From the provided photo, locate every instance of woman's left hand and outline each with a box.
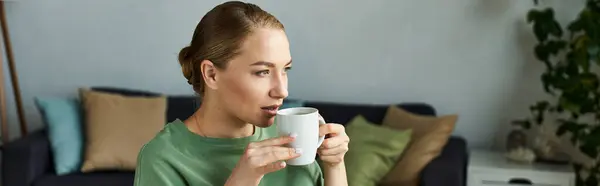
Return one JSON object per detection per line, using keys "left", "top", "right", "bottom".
{"left": 317, "top": 116, "right": 350, "bottom": 167}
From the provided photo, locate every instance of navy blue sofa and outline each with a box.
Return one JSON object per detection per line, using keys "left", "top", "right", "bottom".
{"left": 2, "top": 87, "right": 468, "bottom": 186}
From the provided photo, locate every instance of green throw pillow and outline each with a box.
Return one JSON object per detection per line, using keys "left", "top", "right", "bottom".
{"left": 344, "top": 115, "right": 412, "bottom": 186}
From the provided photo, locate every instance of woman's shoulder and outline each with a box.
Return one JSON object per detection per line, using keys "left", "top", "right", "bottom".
{"left": 138, "top": 120, "right": 184, "bottom": 158}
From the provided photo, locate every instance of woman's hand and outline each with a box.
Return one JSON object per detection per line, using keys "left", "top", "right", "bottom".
{"left": 225, "top": 135, "right": 300, "bottom": 186}
{"left": 317, "top": 116, "right": 350, "bottom": 167}
{"left": 317, "top": 115, "right": 350, "bottom": 186}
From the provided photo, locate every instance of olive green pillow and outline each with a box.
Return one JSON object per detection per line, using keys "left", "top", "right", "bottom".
{"left": 344, "top": 115, "right": 412, "bottom": 186}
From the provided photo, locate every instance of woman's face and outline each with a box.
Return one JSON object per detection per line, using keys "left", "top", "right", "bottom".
{"left": 215, "top": 28, "right": 292, "bottom": 127}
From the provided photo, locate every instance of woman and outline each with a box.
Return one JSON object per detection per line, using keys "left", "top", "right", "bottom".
{"left": 133, "top": 1, "right": 349, "bottom": 186}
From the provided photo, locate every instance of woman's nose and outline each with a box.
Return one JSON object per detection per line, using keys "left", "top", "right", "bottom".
{"left": 270, "top": 76, "right": 288, "bottom": 99}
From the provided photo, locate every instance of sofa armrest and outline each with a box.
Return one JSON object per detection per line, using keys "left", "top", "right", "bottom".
{"left": 420, "top": 136, "right": 468, "bottom": 186}
{"left": 2, "top": 130, "right": 53, "bottom": 186}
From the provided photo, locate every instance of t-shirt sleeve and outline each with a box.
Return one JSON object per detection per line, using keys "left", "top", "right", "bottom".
{"left": 316, "top": 174, "right": 325, "bottom": 186}
{"left": 314, "top": 161, "right": 325, "bottom": 186}
{"left": 134, "top": 143, "right": 186, "bottom": 186}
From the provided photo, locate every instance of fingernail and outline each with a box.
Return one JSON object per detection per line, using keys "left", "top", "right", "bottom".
{"left": 280, "top": 161, "right": 286, "bottom": 167}
{"left": 289, "top": 133, "right": 298, "bottom": 138}
{"left": 295, "top": 148, "right": 303, "bottom": 154}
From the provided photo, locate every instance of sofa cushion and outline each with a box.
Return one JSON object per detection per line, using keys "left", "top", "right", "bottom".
{"left": 32, "top": 171, "right": 134, "bottom": 186}
{"left": 345, "top": 115, "right": 412, "bottom": 186}
{"left": 90, "top": 86, "right": 161, "bottom": 97}
{"left": 79, "top": 89, "right": 167, "bottom": 172}
{"left": 90, "top": 86, "right": 199, "bottom": 122}
{"left": 380, "top": 106, "right": 458, "bottom": 186}
{"left": 34, "top": 97, "right": 84, "bottom": 176}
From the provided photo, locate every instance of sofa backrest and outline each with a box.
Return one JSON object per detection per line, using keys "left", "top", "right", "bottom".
{"left": 90, "top": 87, "right": 436, "bottom": 125}
{"left": 305, "top": 101, "right": 436, "bottom": 126}
{"left": 164, "top": 95, "right": 199, "bottom": 122}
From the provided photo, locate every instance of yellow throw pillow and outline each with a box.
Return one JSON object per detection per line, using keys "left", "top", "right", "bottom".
{"left": 379, "top": 106, "right": 457, "bottom": 186}
{"left": 79, "top": 88, "right": 167, "bottom": 172}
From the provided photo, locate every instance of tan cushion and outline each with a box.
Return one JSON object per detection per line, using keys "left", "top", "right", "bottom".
{"left": 79, "top": 88, "right": 167, "bottom": 172}
{"left": 379, "top": 106, "right": 457, "bottom": 186}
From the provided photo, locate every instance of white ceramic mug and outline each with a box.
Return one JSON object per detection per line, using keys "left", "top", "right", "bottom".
{"left": 275, "top": 107, "right": 325, "bottom": 166}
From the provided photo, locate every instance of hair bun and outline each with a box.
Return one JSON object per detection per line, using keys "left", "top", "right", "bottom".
{"left": 178, "top": 46, "right": 191, "bottom": 64}
{"left": 178, "top": 46, "right": 194, "bottom": 85}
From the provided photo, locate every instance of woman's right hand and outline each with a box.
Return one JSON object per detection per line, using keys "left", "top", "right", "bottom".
{"left": 225, "top": 135, "right": 302, "bottom": 186}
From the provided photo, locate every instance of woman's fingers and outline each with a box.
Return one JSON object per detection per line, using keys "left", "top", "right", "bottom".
{"left": 318, "top": 145, "right": 348, "bottom": 156}
{"left": 319, "top": 134, "right": 349, "bottom": 150}
{"left": 319, "top": 123, "right": 345, "bottom": 137}
{"left": 248, "top": 135, "right": 295, "bottom": 148}
{"left": 260, "top": 161, "right": 287, "bottom": 173}
{"left": 247, "top": 146, "right": 301, "bottom": 167}
{"left": 262, "top": 146, "right": 301, "bottom": 165}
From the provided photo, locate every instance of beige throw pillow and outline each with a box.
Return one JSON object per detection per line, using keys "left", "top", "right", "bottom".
{"left": 379, "top": 106, "right": 457, "bottom": 186}
{"left": 79, "top": 89, "right": 167, "bottom": 172}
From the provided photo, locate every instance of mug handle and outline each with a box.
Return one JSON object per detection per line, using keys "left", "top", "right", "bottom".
{"left": 317, "top": 117, "right": 326, "bottom": 148}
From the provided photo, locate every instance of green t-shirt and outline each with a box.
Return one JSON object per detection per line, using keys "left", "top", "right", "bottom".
{"left": 134, "top": 119, "right": 324, "bottom": 186}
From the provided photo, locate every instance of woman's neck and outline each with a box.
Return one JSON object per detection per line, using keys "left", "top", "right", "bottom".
{"left": 185, "top": 97, "right": 254, "bottom": 138}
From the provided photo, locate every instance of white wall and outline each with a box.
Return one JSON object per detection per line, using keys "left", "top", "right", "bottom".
{"left": 0, "top": 0, "right": 586, "bottom": 149}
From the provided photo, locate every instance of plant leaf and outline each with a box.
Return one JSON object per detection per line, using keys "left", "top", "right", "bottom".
{"left": 559, "top": 96, "right": 581, "bottom": 116}
{"left": 527, "top": 9, "right": 541, "bottom": 24}
{"left": 535, "top": 44, "right": 551, "bottom": 63}
{"left": 541, "top": 72, "right": 554, "bottom": 95}
{"left": 550, "top": 40, "right": 568, "bottom": 54}
{"left": 568, "top": 18, "right": 585, "bottom": 34}
{"left": 529, "top": 8, "right": 556, "bottom": 42}
{"left": 550, "top": 20, "right": 564, "bottom": 38}
{"left": 530, "top": 101, "right": 551, "bottom": 124}
{"left": 580, "top": 73, "right": 598, "bottom": 90}
{"left": 535, "top": 40, "right": 567, "bottom": 66}
{"left": 579, "top": 141, "right": 598, "bottom": 158}
{"left": 556, "top": 119, "right": 586, "bottom": 137}
{"left": 533, "top": 22, "right": 548, "bottom": 42}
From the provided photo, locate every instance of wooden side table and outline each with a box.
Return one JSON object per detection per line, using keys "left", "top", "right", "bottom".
{"left": 468, "top": 150, "right": 575, "bottom": 186}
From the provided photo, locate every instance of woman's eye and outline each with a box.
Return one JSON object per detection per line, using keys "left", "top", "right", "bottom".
{"left": 255, "top": 70, "right": 270, "bottom": 76}
{"left": 255, "top": 67, "right": 291, "bottom": 77}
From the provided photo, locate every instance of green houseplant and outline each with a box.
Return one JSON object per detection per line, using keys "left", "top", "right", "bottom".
{"left": 512, "top": 0, "right": 600, "bottom": 185}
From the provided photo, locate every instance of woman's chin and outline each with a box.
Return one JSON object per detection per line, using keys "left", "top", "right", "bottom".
{"left": 253, "top": 116, "right": 276, "bottom": 128}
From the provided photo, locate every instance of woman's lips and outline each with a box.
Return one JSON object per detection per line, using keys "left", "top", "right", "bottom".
{"left": 261, "top": 105, "right": 280, "bottom": 116}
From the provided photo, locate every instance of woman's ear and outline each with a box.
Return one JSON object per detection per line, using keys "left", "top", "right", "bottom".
{"left": 200, "top": 60, "right": 219, "bottom": 91}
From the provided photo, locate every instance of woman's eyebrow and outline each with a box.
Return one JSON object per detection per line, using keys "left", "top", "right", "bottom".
{"left": 249, "top": 60, "right": 292, "bottom": 67}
